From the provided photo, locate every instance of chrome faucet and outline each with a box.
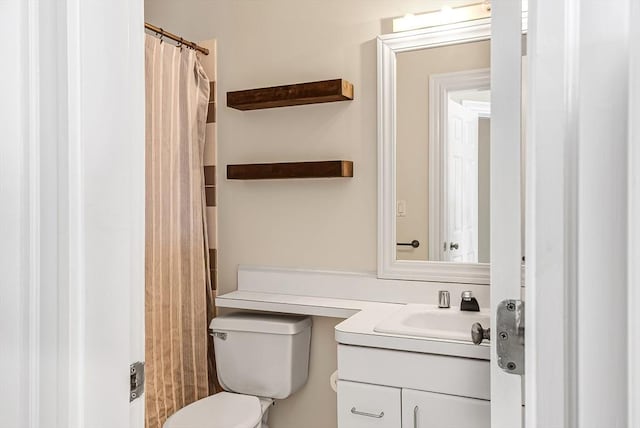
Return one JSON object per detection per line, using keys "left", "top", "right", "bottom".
{"left": 438, "top": 290, "right": 450, "bottom": 308}
{"left": 460, "top": 291, "right": 480, "bottom": 312}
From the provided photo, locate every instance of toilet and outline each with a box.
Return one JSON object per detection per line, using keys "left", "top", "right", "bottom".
{"left": 163, "top": 312, "right": 312, "bottom": 428}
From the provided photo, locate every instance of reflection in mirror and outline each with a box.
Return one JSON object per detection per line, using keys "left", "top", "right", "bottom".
{"left": 395, "top": 40, "right": 491, "bottom": 263}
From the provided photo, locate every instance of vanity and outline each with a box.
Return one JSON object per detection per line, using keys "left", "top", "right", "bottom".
{"left": 335, "top": 304, "right": 490, "bottom": 428}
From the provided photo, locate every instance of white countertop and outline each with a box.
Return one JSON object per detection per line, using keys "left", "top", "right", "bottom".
{"left": 216, "top": 290, "right": 490, "bottom": 360}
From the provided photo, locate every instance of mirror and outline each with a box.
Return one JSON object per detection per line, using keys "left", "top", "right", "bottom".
{"left": 396, "top": 41, "right": 490, "bottom": 264}
{"left": 378, "top": 17, "right": 525, "bottom": 284}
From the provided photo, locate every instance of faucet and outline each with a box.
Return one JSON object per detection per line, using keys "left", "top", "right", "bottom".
{"left": 460, "top": 291, "right": 480, "bottom": 312}
{"left": 438, "top": 290, "right": 450, "bottom": 308}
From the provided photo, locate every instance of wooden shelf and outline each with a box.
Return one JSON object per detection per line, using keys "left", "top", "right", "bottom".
{"left": 227, "top": 160, "right": 354, "bottom": 180}
{"left": 226, "top": 79, "right": 354, "bottom": 110}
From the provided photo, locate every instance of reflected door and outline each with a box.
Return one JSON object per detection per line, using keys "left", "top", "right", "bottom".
{"left": 446, "top": 99, "right": 479, "bottom": 262}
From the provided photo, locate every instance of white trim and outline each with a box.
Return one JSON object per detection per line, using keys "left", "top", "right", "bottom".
{"left": 1, "top": 1, "right": 32, "bottom": 426}
{"left": 562, "top": 0, "right": 580, "bottom": 425}
{"left": 65, "top": 0, "right": 86, "bottom": 424}
{"left": 527, "top": 1, "right": 633, "bottom": 426}
{"left": 377, "top": 21, "right": 493, "bottom": 285}
{"left": 26, "top": 0, "right": 41, "bottom": 426}
{"left": 525, "top": 0, "right": 575, "bottom": 425}
{"left": 489, "top": 1, "right": 523, "bottom": 426}
{"left": 461, "top": 100, "right": 491, "bottom": 118}
{"left": 428, "top": 68, "right": 491, "bottom": 261}
{"left": 629, "top": 0, "right": 640, "bottom": 424}
{"left": 380, "top": 18, "right": 492, "bottom": 53}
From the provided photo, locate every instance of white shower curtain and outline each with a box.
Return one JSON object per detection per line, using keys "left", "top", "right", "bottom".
{"left": 144, "top": 35, "right": 212, "bottom": 428}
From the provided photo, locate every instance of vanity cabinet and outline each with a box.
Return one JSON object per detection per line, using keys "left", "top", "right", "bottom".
{"left": 337, "top": 344, "right": 491, "bottom": 428}
{"left": 337, "top": 381, "right": 401, "bottom": 428}
{"left": 402, "top": 389, "right": 490, "bottom": 428}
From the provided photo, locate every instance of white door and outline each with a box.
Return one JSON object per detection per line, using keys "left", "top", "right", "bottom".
{"left": 0, "top": 1, "right": 146, "bottom": 427}
{"left": 445, "top": 99, "right": 479, "bottom": 262}
{"left": 490, "top": 1, "right": 523, "bottom": 427}
{"left": 69, "top": 1, "right": 146, "bottom": 426}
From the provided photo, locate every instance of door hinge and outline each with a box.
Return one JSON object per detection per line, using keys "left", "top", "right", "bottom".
{"left": 496, "top": 299, "right": 525, "bottom": 375}
{"left": 130, "top": 361, "right": 145, "bottom": 402}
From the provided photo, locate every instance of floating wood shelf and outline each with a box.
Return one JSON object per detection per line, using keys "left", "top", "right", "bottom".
{"left": 226, "top": 79, "right": 354, "bottom": 111}
{"left": 227, "top": 160, "right": 354, "bottom": 180}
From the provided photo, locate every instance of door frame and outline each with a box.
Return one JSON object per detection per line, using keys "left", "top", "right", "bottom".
{"left": 428, "top": 68, "right": 490, "bottom": 262}
{"left": 526, "top": 0, "right": 636, "bottom": 426}
{"left": 630, "top": 1, "right": 640, "bottom": 424}
{"left": 1, "top": 0, "right": 146, "bottom": 427}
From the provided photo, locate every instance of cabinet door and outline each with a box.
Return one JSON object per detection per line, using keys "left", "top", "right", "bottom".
{"left": 402, "top": 389, "right": 490, "bottom": 428}
{"left": 337, "top": 380, "right": 401, "bottom": 428}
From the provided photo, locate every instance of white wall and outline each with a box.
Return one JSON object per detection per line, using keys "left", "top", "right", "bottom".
{"left": 143, "top": 1, "right": 480, "bottom": 427}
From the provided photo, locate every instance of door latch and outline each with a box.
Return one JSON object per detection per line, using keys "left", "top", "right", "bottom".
{"left": 130, "top": 361, "right": 145, "bottom": 402}
{"left": 496, "top": 300, "right": 524, "bottom": 375}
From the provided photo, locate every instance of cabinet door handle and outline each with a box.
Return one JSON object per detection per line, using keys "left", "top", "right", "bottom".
{"left": 350, "top": 407, "right": 384, "bottom": 419}
{"left": 414, "top": 405, "right": 419, "bottom": 428}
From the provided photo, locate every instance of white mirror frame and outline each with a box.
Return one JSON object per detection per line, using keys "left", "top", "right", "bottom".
{"left": 377, "top": 19, "right": 493, "bottom": 284}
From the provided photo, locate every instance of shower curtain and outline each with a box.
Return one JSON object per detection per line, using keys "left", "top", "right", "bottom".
{"left": 145, "top": 35, "right": 214, "bottom": 428}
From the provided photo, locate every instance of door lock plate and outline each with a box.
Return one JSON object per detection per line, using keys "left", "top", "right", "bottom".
{"left": 496, "top": 299, "right": 524, "bottom": 375}
{"left": 130, "top": 361, "right": 145, "bottom": 402}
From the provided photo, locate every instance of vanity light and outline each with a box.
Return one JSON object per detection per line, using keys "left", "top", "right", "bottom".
{"left": 392, "top": 3, "right": 490, "bottom": 33}
{"left": 392, "top": 1, "right": 526, "bottom": 33}
{"left": 440, "top": 5, "right": 454, "bottom": 21}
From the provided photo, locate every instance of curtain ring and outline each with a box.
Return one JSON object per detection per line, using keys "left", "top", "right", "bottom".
{"left": 178, "top": 37, "right": 184, "bottom": 50}
{"left": 159, "top": 28, "right": 164, "bottom": 44}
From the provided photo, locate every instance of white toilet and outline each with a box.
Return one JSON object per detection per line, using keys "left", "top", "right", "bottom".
{"left": 163, "top": 312, "right": 312, "bottom": 428}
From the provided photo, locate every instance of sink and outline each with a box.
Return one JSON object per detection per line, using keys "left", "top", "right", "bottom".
{"left": 373, "top": 304, "right": 490, "bottom": 342}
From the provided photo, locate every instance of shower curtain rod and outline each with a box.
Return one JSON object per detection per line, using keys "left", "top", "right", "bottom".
{"left": 145, "top": 22, "right": 209, "bottom": 55}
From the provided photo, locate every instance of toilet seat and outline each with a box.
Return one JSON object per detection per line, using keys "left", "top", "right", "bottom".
{"left": 163, "top": 392, "right": 263, "bottom": 428}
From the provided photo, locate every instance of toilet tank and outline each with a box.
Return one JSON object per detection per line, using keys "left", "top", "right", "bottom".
{"left": 210, "top": 312, "right": 312, "bottom": 399}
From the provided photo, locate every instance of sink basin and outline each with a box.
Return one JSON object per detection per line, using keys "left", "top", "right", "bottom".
{"left": 373, "top": 304, "right": 490, "bottom": 342}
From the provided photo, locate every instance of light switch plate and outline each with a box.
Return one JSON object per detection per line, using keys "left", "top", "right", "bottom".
{"left": 397, "top": 200, "right": 407, "bottom": 217}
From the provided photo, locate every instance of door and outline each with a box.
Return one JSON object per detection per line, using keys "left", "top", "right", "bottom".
{"left": 445, "top": 99, "right": 479, "bottom": 262}
{"left": 490, "top": 1, "right": 523, "bottom": 427}
{"left": 0, "top": 1, "right": 146, "bottom": 427}
{"left": 402, "top": 389, "right": 490, "bottom": 428}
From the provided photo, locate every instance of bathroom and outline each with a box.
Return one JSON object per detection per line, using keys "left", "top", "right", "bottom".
{"left": 1, "top": 1, "right": 637, "bottom": 428}
{"left": 143, "top": 1, "right": 501, "bottom": 426}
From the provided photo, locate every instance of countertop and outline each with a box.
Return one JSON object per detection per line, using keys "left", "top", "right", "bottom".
{"left": 216, "top": 290, "right": 490, "bottom": 360}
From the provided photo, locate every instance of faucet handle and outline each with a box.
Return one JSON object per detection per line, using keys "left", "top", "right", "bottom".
{"left": 471, "top": 322, "right": 491, "bottom": 345}
{"left": 461, "top": 290, "right": 474, "bottom": 301}
{"left": 438, "top": 290, "right": 450, "bottom": 308}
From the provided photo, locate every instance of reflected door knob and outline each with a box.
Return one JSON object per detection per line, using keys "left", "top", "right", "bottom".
{"left": 449, "top": 242, "right": 459, "bottom": 250}
{"left": 471, "top": 322, "right": 490, "bottom": 345}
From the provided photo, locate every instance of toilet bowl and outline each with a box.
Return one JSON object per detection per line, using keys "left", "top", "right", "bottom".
{"left": 162, "top": 312, "right": 312, "bottom": 428}
{"left": 163, "top": 392, "right": 273, "bottom": 428}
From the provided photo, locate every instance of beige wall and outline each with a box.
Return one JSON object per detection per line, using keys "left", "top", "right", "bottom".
{"left": 144, "top": 1, "right": 478, "bottom": 427}
{"left": 395, "top": 40, "right": 490, "bottom": 261}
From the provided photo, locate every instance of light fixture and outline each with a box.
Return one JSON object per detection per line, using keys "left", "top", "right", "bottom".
{"left": 392, "top": 2, "right": 491, "bottom": 33}
{"left": 441, "top": 5, "right": 454, "bottom": 19}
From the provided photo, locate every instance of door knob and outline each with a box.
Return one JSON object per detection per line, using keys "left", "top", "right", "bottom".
{"left": 471, "top": 322, "right": 490, "bottom": 345}
{"left": 450, "top": 242, "right": 459, "bottom": 250}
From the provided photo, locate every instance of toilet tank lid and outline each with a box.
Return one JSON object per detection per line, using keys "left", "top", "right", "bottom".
{"left": 210, "top": 312, "right": 312, "bottom": 335}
